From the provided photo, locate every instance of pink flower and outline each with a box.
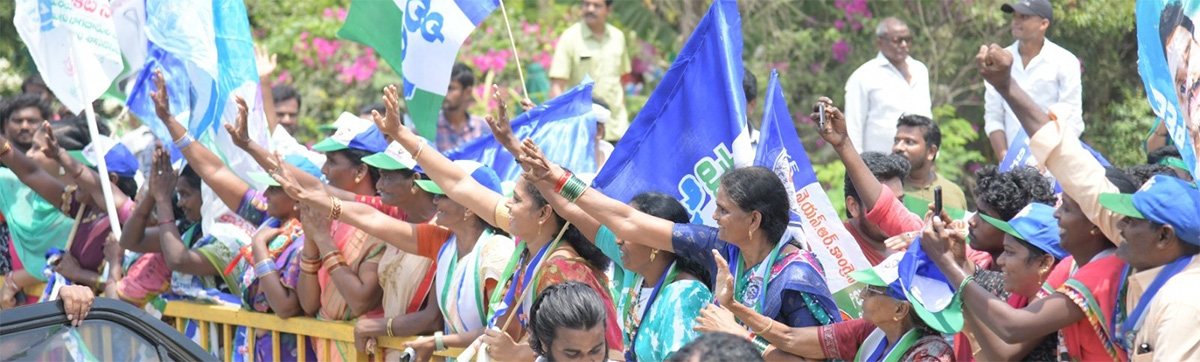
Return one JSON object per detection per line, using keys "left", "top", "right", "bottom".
{"left": 323, "top": 8, "right": 334, "bottom": 19}
{"left": 851, "top": 21, "right": 863, "bottom": 31}
{"left": 832, "top": 40, "right": 851, "bottom": 63}
{"left": 299, "top": 31, "right": 309, "bottom": 42}
{"left": 275, "top": 70, "right": 292, "bottom": 85}
{"left": 809, "top": 63, "right": 823, "bottom": 73}
{"left": 769, "top": 61, "right": 789, "bottom": 72}
{"left": 522, "top": 22, "right": 540, "bottom": 35}
{"left": 337, "top": 8, "right": 347, "bottom": 21}
{"left": 313, "top": 38, "right": 339, "bottom": 64}
{"left": 834, "top": 20, "right": 845, "bottom": 30}
{"left": 486, "top": 27, "right": 495, "bottom": 35}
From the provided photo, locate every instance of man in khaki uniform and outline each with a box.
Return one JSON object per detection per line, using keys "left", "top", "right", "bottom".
{"left": 549, "top": 0, "right": 631, "bottom": 142}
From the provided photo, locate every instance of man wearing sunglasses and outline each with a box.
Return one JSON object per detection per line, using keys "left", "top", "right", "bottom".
{"left": 984, "top": 0, "right": 1083, "bottom": 161}
{"left": 843, "top": 17, "right": 933, "bottom": 155}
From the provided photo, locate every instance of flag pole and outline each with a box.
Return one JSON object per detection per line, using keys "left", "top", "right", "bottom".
{"left": 497, "top": 0, "right": 530, "bottom": 98}
{"left": 74, "top": 74, "right": 123, "bottom": 242}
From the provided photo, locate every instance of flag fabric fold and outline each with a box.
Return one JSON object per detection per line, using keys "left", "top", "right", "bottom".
{"left": 753, "top": 70, "right": 871, "bottom": 294}
{"left": 444, "top": 81, "right": 596, "bottom": 182}
{"left": 337, "top": 0, "right": 406, "bottom": 76}
{"left": 591, "top": 0, "right": 752, "bottom": 226}
{"left": 14, "top": 0, "right": 124, "bottom": 115}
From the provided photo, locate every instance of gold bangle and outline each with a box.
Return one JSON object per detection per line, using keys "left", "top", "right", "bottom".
{"left": 0, "top": 141, "right": 11, "bottom": 157}
{"left": 753, "top": 320, "right": 775, "bottom": 335}
{"left": 413, "top": 141, "right": 425, "bottom": 160}
{"left": 386, "top": 317, "right": 395, "bottom": 337}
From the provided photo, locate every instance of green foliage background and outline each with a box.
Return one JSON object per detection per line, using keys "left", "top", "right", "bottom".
{"left": 0, "top": 0, "right": 1153, "bottom": 217}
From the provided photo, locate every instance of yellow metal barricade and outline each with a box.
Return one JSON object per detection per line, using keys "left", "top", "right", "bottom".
{"left": 163, "top": 301, "right": 462, "bottom": 362}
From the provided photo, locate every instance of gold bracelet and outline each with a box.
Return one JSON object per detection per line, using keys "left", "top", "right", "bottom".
{"left": 413, "top": 141, "right": 425, "bottom": 160}
{"left": 386, "top": 317, "right": 396, "bottom": 337}
{"left": 328, "top": 196, "right": 342, "bottom": 220}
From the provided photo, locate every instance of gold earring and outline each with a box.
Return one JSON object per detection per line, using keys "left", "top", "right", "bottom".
{"left": 1090, "top": 228, "right": 1098, "bottom": 236}
{"left": 749, "top": 228, "right": 754, "bottom": 241}
{"left": 411, "top": 185, "right": 419, "bottom": 194}
{"left": 650, "top": 249, "right": 659, "bottom": 262}
{"left": 355, "top": 173, "right": 363, "bottom": 184}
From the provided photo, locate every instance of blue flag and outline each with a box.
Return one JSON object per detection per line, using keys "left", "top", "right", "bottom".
{"left": 592, "top": 0, "right": 750, "bottom": 225}
{"left": 126, "top": 0, "right": 260, "bottom": 141}
{"left": 445, "top": 81, "right": 596, "bottom": 182}
{"left": 753, "top": 70, "right": 869, "bottom": 292}
{"left": 1136, "top": 0, "right": 1199, "bottom": 180}
{"left": 1000, "top": 125, "right": 1112, "bottom": 193}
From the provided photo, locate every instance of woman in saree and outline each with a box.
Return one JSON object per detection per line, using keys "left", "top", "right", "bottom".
{"left": 0, "top": 118, "right": 136, "bottom": 307}
{"left": 481, "top": 89, "right": 710, "bottom": 361}
{"left": 273, "top": 155, "right": 516, "bottom": 361}
{"left": 275, "top": 105, "right": 390, "bottom": 362}
{"left": 511, "top": 133, "right": 841, "bottom": 355}
{"left": 710, "top": 251, "right": 953, "bottom": 362}
{"left": 369, "top": 84, "right": 621, "bottom": 361}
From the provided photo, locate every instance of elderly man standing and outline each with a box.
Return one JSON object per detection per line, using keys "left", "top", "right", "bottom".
{"left": 843, "top": 17, "right": 933, "bottom": 154}
{"left": 549, "top": 0, "right": 631, "bottom": 142}
{"left": 984, "top": 0, "right": 1082, "bottom": 160}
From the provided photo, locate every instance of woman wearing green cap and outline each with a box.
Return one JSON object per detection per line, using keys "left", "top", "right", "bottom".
{"left": 143, "top": 73, "right": 321, "bottom": 360}
{"left": 967, "top": 202, "right": 1066, "bottom": 361}
{"left": 271, "top": 155, "right": 517, "bottom": 361}
{"left": 371, "top": 84, "right": 624, "bottom": 361}
{"left": 704, "top": 252, "right": 953, "bottom": 361}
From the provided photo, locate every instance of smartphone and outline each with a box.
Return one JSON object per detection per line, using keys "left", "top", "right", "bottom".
{"left": 933, "top": 186, "right": 943, "bottom": 217}
{"left": 818, "top": 102, "right": 826, "bottom": 129}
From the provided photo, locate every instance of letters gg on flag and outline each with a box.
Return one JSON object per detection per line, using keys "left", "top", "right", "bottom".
{"left": 402, "top": 0, "right": 499, "bottom": 141}
{"left": 754, "top": 70, "right": 870, "bottom": 294}
{"left": 14, "top": 0, "right": 124, "bottom": 114}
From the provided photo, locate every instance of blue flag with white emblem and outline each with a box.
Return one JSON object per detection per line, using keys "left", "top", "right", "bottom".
{"left": 591, "top": 0, "right": 752, "bottom": 226}
{"left": 445, "top": 81, "right": 596, "bottom": 182}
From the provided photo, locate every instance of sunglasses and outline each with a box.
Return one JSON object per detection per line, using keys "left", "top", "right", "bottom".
{"left": 887, "top": 36, "right": 913, "bottom": 45}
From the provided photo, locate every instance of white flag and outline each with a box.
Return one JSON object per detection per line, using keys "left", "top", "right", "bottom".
{"left": 14, "top": 0, "right": 124, "bottom": 114}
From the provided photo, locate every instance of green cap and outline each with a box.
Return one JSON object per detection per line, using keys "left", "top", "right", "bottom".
{"left": 980, "top": 213, "right": 1021, "bottom": 239}
{"left": 414, "top": 179, "right": 444, "bottom": 195}
{"left": 361, "top": 142, "right": 417, "bottom": 171}
{"left": 1098, "top": 193, "right": 1144, "bottom": 219}
{"left": 248, "top": 172, "right": 280, "bottom": 187}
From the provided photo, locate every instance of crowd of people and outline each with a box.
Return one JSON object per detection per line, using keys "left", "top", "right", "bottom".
{"left": 2, "top": 0, "right": 1200, "bottom": 361}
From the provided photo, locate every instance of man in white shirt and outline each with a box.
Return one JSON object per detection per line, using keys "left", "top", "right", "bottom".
{"left": 843, "top": 17, "right": 933, "bottom": 154}
{"left": 984, "top": 0, "right": 1082, "bottom": 160}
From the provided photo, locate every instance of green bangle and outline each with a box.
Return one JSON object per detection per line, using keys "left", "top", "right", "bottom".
{"left": 434, "top": 331, "right": 446, "bottom": 351}
{"left": 559, "top": 175, "right": 588, "bottom": 202}
{"left": 956, "top": 274, "right": 976, "bottom": 294}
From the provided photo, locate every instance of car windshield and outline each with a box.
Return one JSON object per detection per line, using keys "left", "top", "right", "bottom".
{"left": 1, "top": 319, "right": 163, "bottom": 362}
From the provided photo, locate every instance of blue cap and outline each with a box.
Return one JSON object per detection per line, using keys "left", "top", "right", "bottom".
{"left": 69, "top": 137, "right": 139, "bottom": 178}
{"left": 980, "top": 203, "right": 1069, "bottom": 259}
{"left": 414, "top": 160, "right": 502, "bottom": 195}
{"left": 1100, "top": 175, "right": 1200, "bottom": 246}
{"left": 897, "top": 238, "right": 965, "bottom": 334}
{"left": 311, "top": 113, "right": 388, "bottom": 154}
{"left": 248, "top": 154, "right": 326, "bottom": 188}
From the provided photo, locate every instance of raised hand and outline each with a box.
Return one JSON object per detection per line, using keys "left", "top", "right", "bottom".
{"left": 810, "top": 97, "right": 848, "bottom": 149}
{"left": 269, "top": 151, "right": 327, "bottom": 203}
{"left": 518, "top": 139, "right": 561, "bottom": 184}
{"left": 40, "top": 121, "right": 62, "bottom": 160}
{"left": 692, "top": 304, "right": 749, "bottom": 338}
{"left": 484, "top": 85, "right": 516, "bottom": 143}
{"left": 149, "top": 143, "right": 177, "bottom": 201}
{"left": 976, "top": 44, "right": 1014, "bottom": 88}
{"left": 150, "top": 69, "right": 172, "bottom": 122}
{"left": 224, "top": 96, "right": 252, "bottom": 150}
{"left": 254, "top": 44, "right": 278, "bottom": 79}
{"left": 711, "top": 250, "right": 735, "bottom": 307}
{"left": 371, "top": 84, "right": 411, "bottom": 140}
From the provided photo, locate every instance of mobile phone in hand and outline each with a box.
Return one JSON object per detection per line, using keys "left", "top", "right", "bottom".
{"left": 933, "top": 186, "right": 943, "bottom": 218}
{"left": 818, "top": 102, "right": 826, "bottom": 130}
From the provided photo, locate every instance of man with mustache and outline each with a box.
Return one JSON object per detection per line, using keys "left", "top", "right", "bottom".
{"left": 548, "top": 0, "right": 631, "bottom": 143}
